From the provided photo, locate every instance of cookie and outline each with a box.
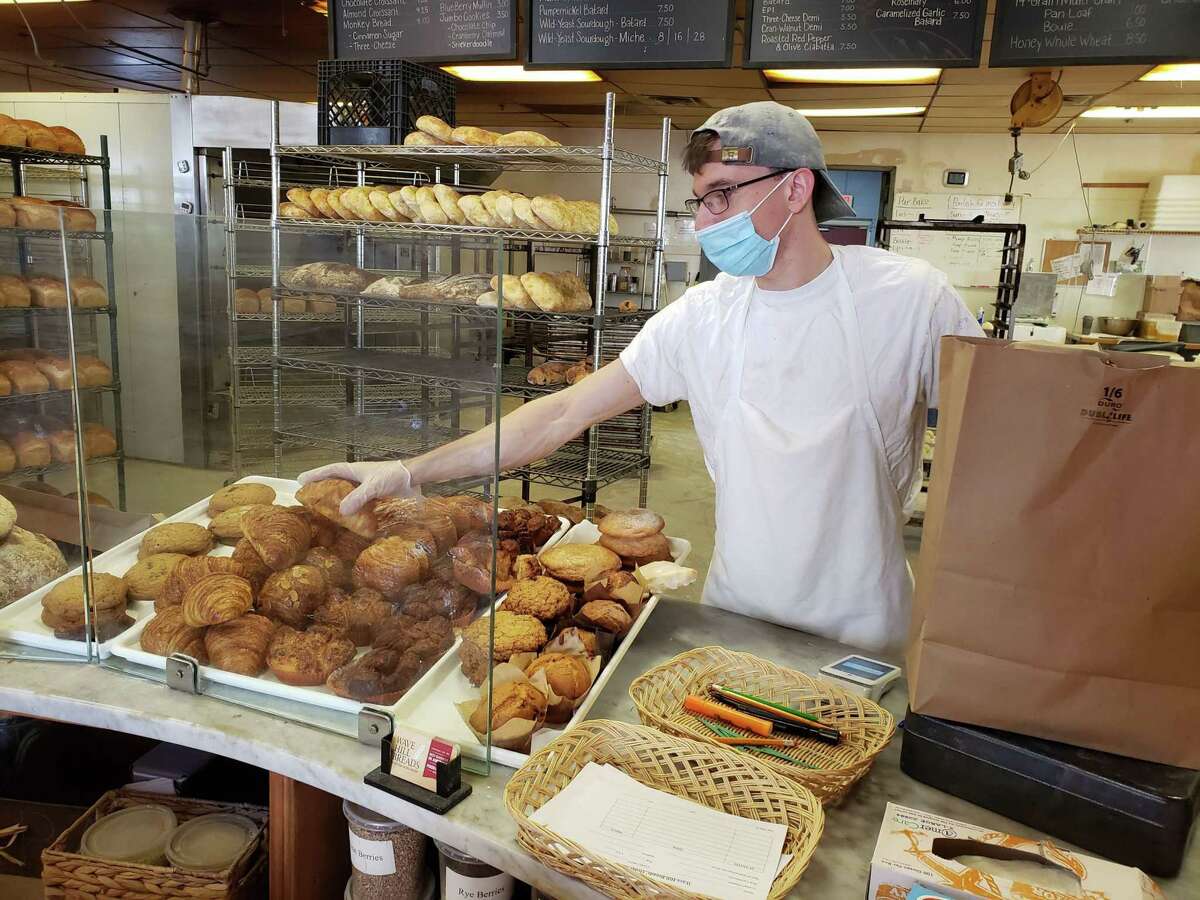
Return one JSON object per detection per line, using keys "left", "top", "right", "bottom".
{"left": 123, "top": 552, "right": 187, "bottom": 602}
{"left": 538, "top": 543, "right": 621, "bottom": 584}
{"left": 207, "top": 482, "right": 276, "bottom": 516}
{"left": 42, "top": 572, "right": 127, "bottom": 617}
{"left": 138, "top": 522, "right": 214, "bottom": 559}
{"left": 208, "top": 504, "right": 266, "bottom": 543}
{"left": 504, "top": 576, "right": 572, "bottom": 621}
{"left": 597, "top": 508, "right": 664, "bottom": 539}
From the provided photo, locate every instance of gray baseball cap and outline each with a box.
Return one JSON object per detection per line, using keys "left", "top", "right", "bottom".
{"left": 692, "top": 101, "right": 856, "bottom": 223}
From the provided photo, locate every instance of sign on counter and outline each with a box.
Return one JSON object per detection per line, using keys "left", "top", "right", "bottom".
{"left": 744, "top": 0, "right": 985, "bottom": 68}
{"left": 331, "top": 0, "right": 517, "bottom": 62}
{"left": 990, "top": 0, "right": 1200, "bottom": 68}
{"left": 527, "top": 1, "right": 734, "bottom": 69}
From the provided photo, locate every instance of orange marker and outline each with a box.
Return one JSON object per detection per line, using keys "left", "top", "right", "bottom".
{"left": 684, "top": 695, "right": 773, "bottom": 736}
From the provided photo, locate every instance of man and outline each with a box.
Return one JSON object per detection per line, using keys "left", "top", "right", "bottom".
{"left": 302, "top": 101, "right": 981, "bottom": 654}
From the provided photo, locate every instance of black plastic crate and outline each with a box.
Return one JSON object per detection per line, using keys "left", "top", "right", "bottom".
{"left": 317, "top": 59, "right": 455, "bottom": 146}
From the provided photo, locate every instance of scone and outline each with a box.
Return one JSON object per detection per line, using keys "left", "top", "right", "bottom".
{"left": 504, "top": 576, "right": 572, "bottom": 621}
{"left": 123, "top": 553, "right": 187, "bottom": 602}
{"left": 458, "top": 610, "right": 547, "bottom": 686}
{"left": 538, "top": 543, "right": 621, "bottom": 584}
{"left": 139, "top": 522, "right": 214, "bottom": 559}
{"left": 207, "top": 482, "right": 276, "bottom": 516}
{"left": 266, "top": 624, "right": 356, "bottom": 686}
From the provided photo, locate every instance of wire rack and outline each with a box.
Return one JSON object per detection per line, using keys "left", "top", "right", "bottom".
{"left": 0, "top": 306, "right": 111, "bottom": 318}
{"left": 0, "top": 147, "right": 108, "bottom": 168}
{"left": 228, "top": 158, "right": 427, "bottom": 191}
{"left": 504, "top": 446, "right": 647, "bottom": 490}
{"left": 0, "top": 162, "right": 88, "bottom": 184}
{"left": 0, "top": 454, "right": 121, "bottom": 481}
{"left": 0, "top": 228, "right": 107, "bottom": 242}
{"left": 275, "top": 144, "right": 665, "bottom": 175}
{"left": 0, "top": 384, "right": 120, "bottom": 408}
{"left": 275, "top": 412, "right": 468, "bottom": 457}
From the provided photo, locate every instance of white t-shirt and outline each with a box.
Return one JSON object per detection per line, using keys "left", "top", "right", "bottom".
{"left": 620, "top": 245, "right": 983, "bottom": 513}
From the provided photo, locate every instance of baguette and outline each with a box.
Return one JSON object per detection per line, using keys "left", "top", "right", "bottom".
{"left": 432, "top": 184, "right": 466, "bottom": 225}
{"left": 285, "top": 188, "right": 319, "bottom": 217}
{"left": 309, "top": 188, "right": 337, "bottom": 218}
{"left": 415, "top": 186, "right": 449, "bottom": 225}
{"left": 450, "top": 125, "right": 499, "bottom": 146}
{"left": 458, "top": 194, "right": 499, "bottom": 228}
{"left": 415, "top": 115, "right": 454, "bottom": 142}
{"left": 496, "top": 130, "right": 560, "bottom": 148}
{"left": 369, "top": 189, "right": 408, "bottom": 222}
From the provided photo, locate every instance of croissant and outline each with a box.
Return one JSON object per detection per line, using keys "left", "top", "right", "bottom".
{"left": 140, "top": 606, "right": 208, "bottom": 663}
{"left": 295, "top": 479, "right": 378, "bottom": 539}
{"left": 205, "top": 613, "right": 277, "bottom": 676}
{"left": 258, "top": 564, "right": 327, "bottom": 628}
{"left": 156, "top": 555, "right": 261, "bottom": 609}
{"left": 266, "top": 624, "right": 356, "bottom": 686}
{"left": 352, "top": 537, "right": 431, "bottom": 599}
{"left": 181, "top": 573, "right": 254, "bottom": 627}
{"left": 231, "top": 538, "right": 272, "bottom": 589}
{"left": 375, "top": 498, "right": 457, "bottom": 555}
{"left": 241, "top": 505, "right": 311, "bottom": 571}
{"left": 313, "top": 587, "right": 392, "bottom": 645}
{"left": 329, "top": 528, "right": 371, "bottom": 564}
{"left": 304, "top": 546, "right": 349, "bottom": 589}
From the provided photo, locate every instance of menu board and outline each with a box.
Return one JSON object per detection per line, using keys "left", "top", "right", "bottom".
{"left": 331, "top": 0, "right": 517, "bottom": 62}
{"left": 745, "top": 0, "right": 985, "bottom": 68}
{"left": 527, "top": 0, "right": 734, "bottom": 69}
{"left": 990, "top": 0, "right": 1200, "bottom": 67}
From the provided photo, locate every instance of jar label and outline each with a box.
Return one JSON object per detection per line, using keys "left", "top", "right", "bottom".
{"left": 348, "top": 829, "right": 396, "bottom": 876}
{"left": 444, "top": 868, "right": 514, "bottom": 900}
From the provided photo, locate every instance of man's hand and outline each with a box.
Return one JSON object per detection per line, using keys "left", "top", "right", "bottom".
{"left": 297, "top": 460, "right": 418, "bottom": 515}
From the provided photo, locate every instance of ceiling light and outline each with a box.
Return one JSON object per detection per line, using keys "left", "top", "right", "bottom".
{"left": 441, "top": 66, "right": 600, "bottom": 83}
{"left": 1082, "top": 106, "right": 1200, "bottom": 118}
{"left": 766, "top": 68, "right": 940, "bottom": 84}
{"left": 796, "top": 106, "right": 926, "bottom": 117}
{"left": 0, "top": 0, "right": 91, "bottom": 4}
{"left": 1140, "top": 64, "right": 1200, "bottom": 81}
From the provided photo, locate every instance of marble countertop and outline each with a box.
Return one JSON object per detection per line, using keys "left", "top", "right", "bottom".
{"left": 1, "top": 599, "right": 1195, "bottom": 898}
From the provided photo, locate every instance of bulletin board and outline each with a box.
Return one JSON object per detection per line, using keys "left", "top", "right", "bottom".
{"left": 1041, "top": 239, "right": 1111, "bottom": 287}
{"left": 889, "top": 193, "right": 1022, "bottom": 288}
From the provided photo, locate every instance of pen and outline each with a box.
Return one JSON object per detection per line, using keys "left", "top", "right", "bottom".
{"left": 706, "top": 688, "right": 841, "bottom": 746}
{"left": 684, "top": 695, "right": 773, "bottom": 736}
{"left": 693, "top": 716, "right": 817, "bottom": 769}
{"left": 710, "top": 683, "right": 839, "bottom": 731}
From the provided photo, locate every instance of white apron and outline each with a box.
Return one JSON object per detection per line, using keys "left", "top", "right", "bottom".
{"left": 702, "top": 251, "right": 911, "bottom": 654}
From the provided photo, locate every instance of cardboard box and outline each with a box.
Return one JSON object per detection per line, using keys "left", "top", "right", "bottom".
{"left": 868, "top": 803, "right": 1165, "bottom": 900}
{"left": 1142, "top": 275, "right": 1181, "bottom": 316}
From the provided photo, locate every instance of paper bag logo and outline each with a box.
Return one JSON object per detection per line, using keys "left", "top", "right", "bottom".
{"left": 1081, "top": 385, "right": 1132, "bottom": 427}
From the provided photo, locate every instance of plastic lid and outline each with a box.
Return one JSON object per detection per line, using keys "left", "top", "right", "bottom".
{"left": 165, "top": 814, "right": 258, "bottom": 872}
{"left": 343, "top": 799, "right": 412, "bottom": 834}
{"left": 434, "top": 839, "right": 490, "bottom": 867}
{"left": 81, "top": 804, "right": 178, "bottom": 865}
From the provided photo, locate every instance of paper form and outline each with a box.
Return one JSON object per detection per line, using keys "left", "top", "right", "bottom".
{"left": 531, "top": 763, "right": 787, "bottom": 900}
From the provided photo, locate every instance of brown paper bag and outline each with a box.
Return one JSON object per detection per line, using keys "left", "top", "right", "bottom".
{"left": 908, "top": 336, "right": 1200, "bottom": 768}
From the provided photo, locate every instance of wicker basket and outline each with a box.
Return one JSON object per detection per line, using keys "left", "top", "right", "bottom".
{"left": 42, "top": 790, "right": 268, "bottom": 899}
{"left": 504, "top": 719, "right": 823, "bottom": 900}
{"left": 629, "top": 646, "right": 896, "bottom": 805}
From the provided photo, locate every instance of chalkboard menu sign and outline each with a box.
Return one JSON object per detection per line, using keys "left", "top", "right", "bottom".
{"left": 331, "top": 0, "right": 517, "bottom": 62}
{"left": 745, "top": 0, "right": 985, "bottom": 68}
{"left": 527, "top": 0, "right": 734, "bottom": 69}
{"left": 990, "top": 0, "right": 1200, "bottom": 68}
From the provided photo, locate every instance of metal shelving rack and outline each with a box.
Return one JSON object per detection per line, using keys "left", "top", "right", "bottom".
{"left": 877, "top": 218, "right": 1027, "bottom": 340}
{"left": 264, "top": 94, "right": 670, "bottom": 510}
{"left": 0, "top": 138, "right": 127, "bottom": 508}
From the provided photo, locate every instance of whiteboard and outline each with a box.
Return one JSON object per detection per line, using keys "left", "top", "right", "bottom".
{"left": 889, "top": 193, "right": 1022, "bottom": 288}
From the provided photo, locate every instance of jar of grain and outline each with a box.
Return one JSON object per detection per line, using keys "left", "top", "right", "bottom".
{"left": 343, "top": 800, "right": 429, "bottom": 900}
{"left": 435, "top": 840, "right": 515, "bottom": 900}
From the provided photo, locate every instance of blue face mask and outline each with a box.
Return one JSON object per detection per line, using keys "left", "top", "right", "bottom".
{"left": 696, "top": 175, "right": 795, "bottom": 277}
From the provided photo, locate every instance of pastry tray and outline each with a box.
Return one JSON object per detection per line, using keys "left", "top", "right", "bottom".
{"left": 395, "top": 520, "right": 690, "bottom": 769}
{"left": 0, "top": 476, "right": 295, "bottom": 660}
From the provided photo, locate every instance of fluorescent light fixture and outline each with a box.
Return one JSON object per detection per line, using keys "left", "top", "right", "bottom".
{"left": 1140, "top": 63, "right": 1200, "bottom": 82}
{"left": 796, "top": 106, "right": 926, "bottom": 117}
{"left": 0, "top": 0, "right": 90, "bottom": 4}
{"left": 766, "top": 67, "right": 940, "bottom": 84}
{"left": 1082, "top": 106, "right": 1200, "bottom": 118}
{"left": 441, "top": 65, "right": 600, "bottom": 83}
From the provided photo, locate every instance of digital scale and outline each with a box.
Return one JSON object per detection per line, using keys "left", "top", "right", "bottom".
{"left": 819, "top": 655, "right": 902, "bottom": 702}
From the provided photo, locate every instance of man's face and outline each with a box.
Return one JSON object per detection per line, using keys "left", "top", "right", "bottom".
{"left": 690, "top": 143, "right": 793, "bottom": 237}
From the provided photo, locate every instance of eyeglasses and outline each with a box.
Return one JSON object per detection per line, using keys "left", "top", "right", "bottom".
{"left": 684, "top": 170, "right": 785, "bottom": 216}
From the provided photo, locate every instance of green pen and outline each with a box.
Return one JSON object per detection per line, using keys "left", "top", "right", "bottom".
{"left": 692, "top": 715, "right": 817, "bottom": 769}
{"left": 712, "top": 683, "right": 837, "bottom": 730}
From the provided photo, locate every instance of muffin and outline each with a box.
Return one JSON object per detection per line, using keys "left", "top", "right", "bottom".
{"left": 504, "top": 576, "right": 572, "bottom": 621}
{"left": 458, "top": 610, "right": 547, "bottom": 686}
{"left": 578, "top": 599, "right": 632, "bottom": 635}
{"left": 469, "top": 681, "right": 546, "bottom": 732}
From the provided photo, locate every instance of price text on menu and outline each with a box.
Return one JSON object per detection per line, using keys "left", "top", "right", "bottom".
{"left": 745, "top": 0, "right": 985, "bottom": 67}
{"left": 989, "top": 0, "right": 1200, "bottom": 67}
{"left": 526, "top": 1, "right": 734, "bottom": 68}
{"left": 331, "top": 0, "right": 517, "bottom": 62}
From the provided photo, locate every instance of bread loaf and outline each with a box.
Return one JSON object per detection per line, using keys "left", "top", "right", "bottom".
{"left": 48, "top": 430, "right": 76, "bottom": 464}
{"left": 285, "top": 188, "right": 319, "bottom": 217}
{"left": 26, "top": 276, "right": 67, "bottom": 308}
{"left": 0, "top": 275, "right": 30, "bottom": 308}
{"left": 0, "top": 199, "right": 14, "bottom": 228}
{"left": 0, "top": 360, "right": 49, "bottom": 394}
{"left": 48, "top": 201, "right": 96, "bottom": 231}
{"left": 278, "top": 201, "right": 313, "bottom": 219}
{"left": 565, "top": 361, "right": 593, "bottom": 384}
{"left": 83, "top": 423, "right": 118, "bottom": 458}
{"left": 19, "top": 121, "right": 57, "bottom": 151}
{"left": 234, "top": 287, "right": 259, "bottom": 314}
{"left": 394, "top": 186, "right": 423, "bottom": 220}
{"left": 488, "top": 274, "right": 537, "bottom": 310}
{"left": 307, "top": 296, "right": 338, "bottom": 315}
{"left": 76, "top": 355, "right": 113, "bottom": 387}
{"left": 530, "top": 196, "right": 572, "bottom": 232}
{"left": 497, "top": 131, "right": 560, "bottom": 148}
{"left": 71, "top": 276, "right": 107, "bottom": 309}
{"left": 0, "top": 375, "right": 9, "bottom": 398}
{"left": 49, "top": 126, "right": 85, "bottom": 155}
{"left": 432, "top": 184, "right": 467, "bottom": 224}
{"left": 512, "top": 196, "right": 547, "bottom": 230}
{"left": 451, "top": 126, "right": 499, "bottom": 146}
{"left": 369, "top": 188, "right": 408, "bottom": 222}
{"left": 415, "top": 186, "right": 449, "bottom": 225}
{"left": 458, "top": 194, "right": 499, "bottom": 228}
{"left": 0, "top": 439, "right": 14, "bottom": 475}
{"left": 520, "top": 272, "right": 592, "bottom": 313}
{"left": 11, "top": 197, "right": 59, "bottom": 230}
{"left": 282, "top": 261, "right": 379, "bottom": 293}
{"left": 415, "top": 115, "right": 454, "bottom": 142}
{"left": 404, "top": 131, "right": 443, "bottom": 146}
{"left": 9, "top": 431, "right": 49, "bottom": 468}
{"left": 343, "top": 186, "right": 386, "bottom": 221}
{"left": 367, "top": 273, "right": 490, "bottom": 303}
{"left": 326, "top": 188, "right": 354, "bottom": 220}
{"left": 481, "top": 190, "right": 509, "bottom": 221}
{"left": 33, "top": 356, "right": 72, "bottom": 390}
{"left": 0, "top": 116, "right": 26, "bottom": 148}
{"left": 309, "top": 188, "right": 337, "bottom": 218}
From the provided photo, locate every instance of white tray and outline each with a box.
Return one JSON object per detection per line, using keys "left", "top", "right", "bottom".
{"left": 0, "top": 475, "right": 296, "bottom": 659}
{"left": 396, "top": 519, "right": 690, "bottom": 769}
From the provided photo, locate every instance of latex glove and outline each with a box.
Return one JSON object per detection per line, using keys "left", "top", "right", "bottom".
{"left": 297, "top": 460, "right": 419, "bottom": 515}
